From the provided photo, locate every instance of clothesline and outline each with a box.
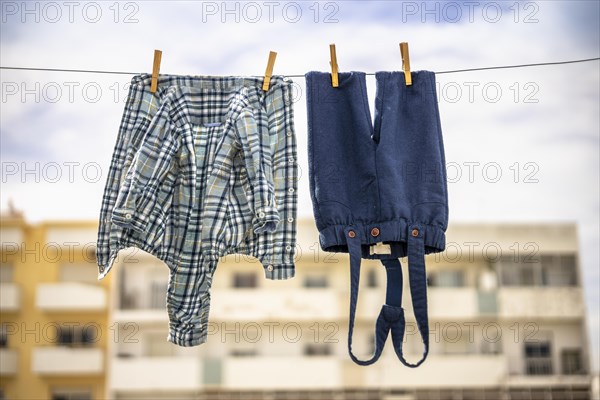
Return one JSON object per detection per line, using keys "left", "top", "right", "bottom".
{"left": 0, "top": 57, "right": 598, "bottom": 77}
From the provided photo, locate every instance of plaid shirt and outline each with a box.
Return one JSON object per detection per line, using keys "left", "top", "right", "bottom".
{"left": 111, "top": 85, "right": 283, "bottom": 253}
{"left": 96, "top": 75, "right": 297, "bottom": 346}
{"left": 96, "top": 74, "right": 297, "bottom": 279}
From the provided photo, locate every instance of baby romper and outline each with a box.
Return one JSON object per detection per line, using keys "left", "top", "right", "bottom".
{"left": 96, "top": 75, "right": 297, "bottom": 345}
{"left": 305, "top": 71, "right": 448, "bottom": 366}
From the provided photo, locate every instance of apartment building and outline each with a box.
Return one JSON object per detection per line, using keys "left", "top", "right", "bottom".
{"left": 0, "top": 213, "right": 110, "bottom": 400}
{"left": 106, "top": 220, "right": 593, "bottom": 400}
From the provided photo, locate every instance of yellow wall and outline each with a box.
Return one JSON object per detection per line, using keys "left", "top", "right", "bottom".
{"left": 0, "top": 217, "right": 110, "bottom": 400}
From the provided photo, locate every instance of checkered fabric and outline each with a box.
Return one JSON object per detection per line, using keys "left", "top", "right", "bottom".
{"left": 200, "top": 88, "right": 281, "bottom": 258}
{"left": 96, "top": 74, "right": 297, "bottom": 346}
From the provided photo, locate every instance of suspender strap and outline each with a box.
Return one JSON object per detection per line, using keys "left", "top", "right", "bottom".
{"left": 390, "top": 224, "right": 430, "bottom": 367}
{"left": 346, "top": 228, "right": 386, "bottom": 365}
{"left": 344, "top": 225, "right": 429, "bottom": 367}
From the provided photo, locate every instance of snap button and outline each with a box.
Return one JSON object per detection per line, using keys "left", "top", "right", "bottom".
{"left": 286, "top": 131, "right": 292, "bottom": 137}
{"left": 288, "top": 188, "right": 295, "bottom": 193}
{"left": 348, "top": 230, "right": 356, "bottom": 238}
{"left": 287, "top": 217, "right": 294, "bottom": 223}
{"left": 288, "top": 158, "right": 294, "bottom": 164}
{"left": 258, "top": 211, "right": 266, "bottom": 218}
{"left": 267, "top": 264, "right": 274, "bottom": 272}
{"left": 412, "top": 228, "right": 419, "bottom": 237}
{"left": 125, "top": 213, "right": 132, "bottom": 220}
{"left": 371, "top": 227, "right": 380, "bottom": 237}
{"left": 286, "top": 245, "right": 292, "bottom": 251}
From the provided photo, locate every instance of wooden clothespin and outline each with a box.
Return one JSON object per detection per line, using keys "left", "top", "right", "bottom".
{"left": 262, "top": 51, "right": 277, "bottom": 92}
{"left": 399, "top": 42, "right": 412, "bottom": 86}
{"left": 329, "top": 44, "right": 339, "bottom": 88}
{"left": 150, "top": 49, "right": 162, "bottom": 93}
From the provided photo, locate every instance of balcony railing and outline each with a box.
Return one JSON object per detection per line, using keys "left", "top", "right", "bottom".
{"left": 110, "top": 357, "right": 202, "bottom": 391}
{"left": 36, "top": 283, "right": 106, "bottom": 312}
{"left": 0, "top": 349, "right": 18, "bottom": 375}
{"left": 109, "top": 355, "right": 508, "bottom": 391}
{"left": 0, "top": 283, "right": 20, "bottom": 312}
{"left": 525, "top": 358, "right": 553, "bottom": 376}
{"left": 499, "top": 288, "right": 584, "bottom": 318}
{"left": 32, "top": 346, "right": 103, "bottom": 375}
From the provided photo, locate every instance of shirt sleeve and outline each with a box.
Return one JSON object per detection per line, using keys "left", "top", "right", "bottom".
{"left": 235, "top": 106, "right": 280, "bottom": 234}
{"left": 111, "top": 101, "right": 179, "bottom": 234}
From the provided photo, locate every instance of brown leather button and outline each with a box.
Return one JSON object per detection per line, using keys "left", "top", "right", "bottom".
{"left": 371, "top": 227, "right": 380, "bottom": 237}
{"left": 411, "top": 228, "right": 419, "bottom": 237}
{"left": 348, "top": 230, "right": 356, "bottom": 238}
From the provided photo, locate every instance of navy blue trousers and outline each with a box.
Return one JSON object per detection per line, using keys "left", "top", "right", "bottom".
{"left": 306, "top": 71, "right": 448, "bottom": 366}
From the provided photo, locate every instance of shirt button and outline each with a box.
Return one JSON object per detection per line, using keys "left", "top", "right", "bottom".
{"left": 125, "top": 213, "right": 132, "bottom": 220}
{"left": 412, "top": 228, "right": 419, "bottom": 237}
{"left": 348, "top": 230, "right": 356, "bottom": 238}
{"left": 371, "top": 227, "right": 380, "bottom": 237}
{"left": 286, "top": 131, "right": 292, "bottom": 137}
{"left": 258, "top": 212, "right": 266, "bottom": 218}
{"left": 286, "top": 245, "right": 292, "bottom": 251}
{"left": 267, "top": 264, "right": 274, "bottom": 272}
{"left": 288, "top": 188, "right": 295, "bottom": 193}
{"left": 288, "top": 158, "right": 294, "bottom": 164}
{"left": 287, "top": 217, "right": 294, "bottom": 223}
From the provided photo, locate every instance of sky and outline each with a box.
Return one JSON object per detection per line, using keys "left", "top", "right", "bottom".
{"left": 1, "top": 0, "right": 599, "bottom": 371}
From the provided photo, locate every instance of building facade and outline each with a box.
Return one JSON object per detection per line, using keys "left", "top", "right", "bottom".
{"left": 106, "top": 220, "right": 593, "bottom": 400}
{"left": 0, "top": 216, "right": 594, "bottom": 399}
{"left": 0, "top": 215, "right": 111, "bottom": 400}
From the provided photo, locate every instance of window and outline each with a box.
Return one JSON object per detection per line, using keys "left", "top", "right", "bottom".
{"left": 120, "top": 291, "right": 138, "bottom": 310}
{"left": 150, "top": 281, "right": 168, "bottom": 309}
{"left": 480, "top": 337, "right": 502, "bottom": 355}
{"left": 304, "top": 343, "right": 332, "bottom": 356}
{"left": 519, "top": 265, "right": 536, "bottom": 285}
{"left": 541, "top": 254, "right": 577, "bottom": 286}
{"left": 366, "top": 269, "right": 378, "bottom": 288}
{"left": 0, "top": 263, "right": 13, "bottom": 282}
{"left": 562, "top": 348, "right": 584, "bottom": 375}
{"left": 303, "top": 274, "right": 328, "bottom": 288}
{"left": 498, "top": 255, "right": 539, "bottom": 286}
{"left": 232, "top": 272, "right": 257, "bottom": 288}
{"left": 85, "top": 247, "right": 97, "bottom": 263}
{"left": 0, "top": 324, "right": 7, "bottom": 348}
{"left": 229, "top": 348, "right": 257, "bottom": 357}
{"left": 367, "top": 333, "right": 377, "bottom": 356}
{"left": 498, "top": 254, "right": 578, "bottom": 287}
{"left": 524, "top": 341, "right": 553, "bottom": 375}
{"left": 51, "top": 389, "right": 92, "bottom": 400}
{"left": 56, "top": 326, "right": 95, "bottom": 347}
{"left": 429, "top": 270, "right": 465, "bottom": 287}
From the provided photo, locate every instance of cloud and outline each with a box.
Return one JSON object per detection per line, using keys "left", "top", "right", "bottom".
{"left": 1, "top": 0, "right": 599, "bottom": 372}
